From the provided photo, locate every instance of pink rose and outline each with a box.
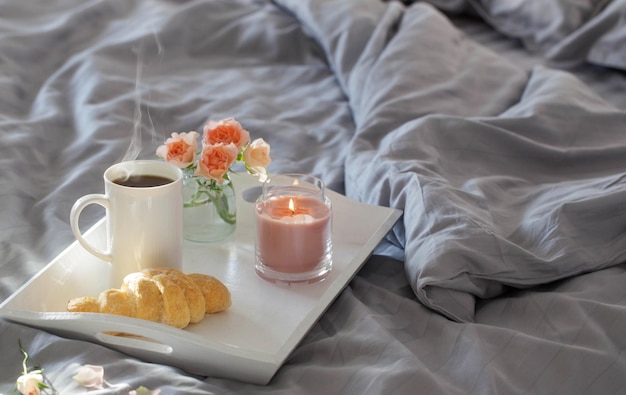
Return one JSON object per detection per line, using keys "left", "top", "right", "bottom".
{"left": 202, "top": 118, "right": 250, "bottom": 150}
{"left": 195, "top": 143, "right": 238, "bottom": 183}
{"left": 16, "top": 371, "right": 43, "bottom": 395}
{"left": 243, "top": 138, "right": 271, "bottom": 181}
{"left": 156, "top": 131, "right": 199, "bottom": 168}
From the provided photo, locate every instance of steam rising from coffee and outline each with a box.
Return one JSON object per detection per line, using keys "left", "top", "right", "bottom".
{"left": 118, "top": 34, "right": 163, "bottom": 180}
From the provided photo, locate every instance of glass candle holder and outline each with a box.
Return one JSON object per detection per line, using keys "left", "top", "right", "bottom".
{"left": 255, "top": 174, "right": 333, "bottom": 284}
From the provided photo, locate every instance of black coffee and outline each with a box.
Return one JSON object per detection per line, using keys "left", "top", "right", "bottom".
{"left": 113, "top": 174, "right": 174, "bottom": 188}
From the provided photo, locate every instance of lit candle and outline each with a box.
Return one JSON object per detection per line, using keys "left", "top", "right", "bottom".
{"left": 273, "top": 198, "right": 315, "bottom": 224}
{"left": 255, "top": 193, "right": 332, "bottom": 282}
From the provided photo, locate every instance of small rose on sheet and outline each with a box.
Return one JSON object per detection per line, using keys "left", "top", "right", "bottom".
{"left": 15, "top": 340, "right": 55, "bottom": 395}
{"left": 16, "top": 370, "right": 44, "bottom": 395}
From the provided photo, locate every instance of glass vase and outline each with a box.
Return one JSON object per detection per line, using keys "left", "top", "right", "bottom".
{"left": 182, "top": 172, "right": 236, "bottom": 243}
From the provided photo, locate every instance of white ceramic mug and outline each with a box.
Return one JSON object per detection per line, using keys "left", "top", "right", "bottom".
{"left": 70, "top": 160, "right": 184, "bottom": 286}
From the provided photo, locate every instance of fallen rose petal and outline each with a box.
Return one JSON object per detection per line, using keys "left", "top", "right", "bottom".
{"left": 73, "top": 364, "right": 104, "bottom": 388}
{"left": 129, "top": 386, "right": 161, "bottom": 395}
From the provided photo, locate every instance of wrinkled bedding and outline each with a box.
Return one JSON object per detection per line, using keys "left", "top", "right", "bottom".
{"left": 2, "top": 0, "right": 626, "bottom": 394}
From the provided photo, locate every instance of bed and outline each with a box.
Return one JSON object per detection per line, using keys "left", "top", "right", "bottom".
{"left": 2, "top": 0, "right": 626, "bottom": 393}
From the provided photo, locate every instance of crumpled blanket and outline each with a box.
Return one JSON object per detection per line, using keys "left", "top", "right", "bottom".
{"left": 281, "top": 0, "right": 626, "bottom": 322}
{"left": 2, "top": 0, "right": 626, "bottom": 393}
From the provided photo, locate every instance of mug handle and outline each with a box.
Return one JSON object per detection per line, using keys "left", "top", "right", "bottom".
{"left": 70, "top": 194, "right": 113, "bottom": 262}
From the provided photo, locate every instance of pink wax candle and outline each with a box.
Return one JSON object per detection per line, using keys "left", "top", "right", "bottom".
{"left": 254, "top": 174, "right": 333, "bottom": 284}
{"left": 256, "top": 196, "right": 331, "bottom": 274}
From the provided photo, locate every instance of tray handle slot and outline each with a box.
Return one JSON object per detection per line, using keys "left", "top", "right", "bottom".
{"left": 95, "top": 331, "right": 173, "bottom": 354}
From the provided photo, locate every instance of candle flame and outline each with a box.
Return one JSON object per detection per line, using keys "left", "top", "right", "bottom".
{"left": 288, "top": 198, "right": 295, "bottom": 215}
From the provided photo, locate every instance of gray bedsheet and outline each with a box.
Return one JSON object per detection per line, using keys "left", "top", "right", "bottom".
{"left": 2, "top": 0, "right": 626, "bottom": 394}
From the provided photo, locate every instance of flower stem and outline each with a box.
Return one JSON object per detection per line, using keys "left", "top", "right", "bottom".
{"left": 184, "top": 175, "right": 236, "bottom": 225}
{"left": 19, "top": 339, "right": 29, "bottom": 374}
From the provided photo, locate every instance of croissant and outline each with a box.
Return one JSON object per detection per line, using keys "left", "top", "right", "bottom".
{"left": 67, "top": 267, "right": 231, "bottom": 329}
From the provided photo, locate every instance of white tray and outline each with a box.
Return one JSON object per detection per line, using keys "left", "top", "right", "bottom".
{"left": 0, "top": 173, "right": 402, "bottom": 385}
